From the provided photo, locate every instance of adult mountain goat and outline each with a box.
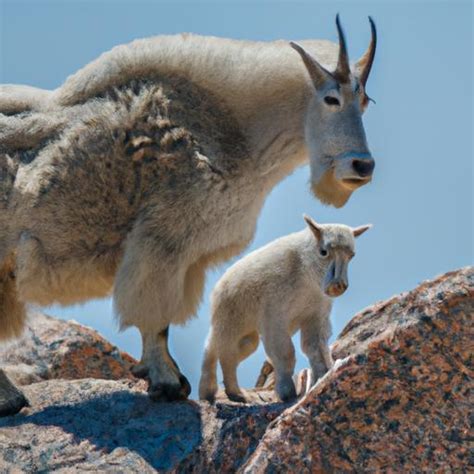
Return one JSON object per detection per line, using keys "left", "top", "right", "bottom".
{"left": 0, "top": 16, "right": 377, "bottom": 408}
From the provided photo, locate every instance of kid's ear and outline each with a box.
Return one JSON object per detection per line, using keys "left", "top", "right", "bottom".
{"left": 352, "top": 224, "right": 372, "bottom": 238}
{"left": 303, "top": 214, "right": 322, "bottom": 240}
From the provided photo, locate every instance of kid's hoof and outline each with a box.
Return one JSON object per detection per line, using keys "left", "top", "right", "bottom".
{"left": 198, "top": 380, "right": 217, "bottom": 403}
{"left": 279, "top": 392, "right": 297, "bottom": 403}
{"left": 226, "top": 391, "right": 247, "bottom": 403}
{"left": 0, "top": 371, "right": 29, "bottom": 417}
{"left": 200, "top": 393, "right": 216, "bottom": 404}
{"left": 277, "top": 381, "right": 297, "bottom": 402}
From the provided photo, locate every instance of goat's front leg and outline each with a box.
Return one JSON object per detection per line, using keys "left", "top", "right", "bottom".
{"left": 300, "top": 316, "right": 334, "bottom": 388}
{"left": 261, "top": 320, "right": 297, "bottom": 402}
{"left": 133, "top": 327, "right": 191, "bottom": 401}
{"left": 114, "top": 222, "right": 193, "bottom": 402}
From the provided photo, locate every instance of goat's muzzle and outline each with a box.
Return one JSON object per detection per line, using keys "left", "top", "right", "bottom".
{"left": 352, "top": 157, "right": 375, "bottom": 178}
{"left": 325, "top": 280, "right": 348, "bottom": 297}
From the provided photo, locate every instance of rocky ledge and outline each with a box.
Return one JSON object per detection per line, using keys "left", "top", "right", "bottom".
{"left": 0, "top": 267, "right": 472, "bottom": 472}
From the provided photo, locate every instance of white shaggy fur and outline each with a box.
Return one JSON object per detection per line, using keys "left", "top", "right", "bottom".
{"left": 0, "top": 19, "right": 377, "bottom": 403}
{"left": 199, "top": 216, "right": 370, "bottom": 402}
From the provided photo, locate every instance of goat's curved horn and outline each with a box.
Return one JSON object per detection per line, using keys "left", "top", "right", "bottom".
{"left": 334, "top": 14, "right": 351, "bottom": 83}
{"left": 290, "top": 41, "right": 333, "bottom": 89}
{"left": 355, "top": 16, "right": 377, "bottom": 87}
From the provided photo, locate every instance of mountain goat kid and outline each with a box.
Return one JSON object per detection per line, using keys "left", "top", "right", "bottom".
{"left": 199, "top": 215, "right": 371, "bottom": 402}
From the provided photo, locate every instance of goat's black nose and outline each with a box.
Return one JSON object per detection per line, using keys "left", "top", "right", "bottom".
{"left": 352, "top": 158, "right": 375, "bottom": 178}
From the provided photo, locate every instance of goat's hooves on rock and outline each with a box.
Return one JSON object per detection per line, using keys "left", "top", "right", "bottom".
{"left": 0, "top": 371, "right": 29, "bottom": 417}
{"left": 0, "top": 391, "right": 29, "bottom": 417}
{"left": 277, "top": 385, "right": 297, "bottom": 403}
{"left": 131, "top": 363, "right": 149, "bottom": 379}
{"left": 280, "top": 394, "right": 297, "bottom": 403}
{"left": 148, "top": 382, "right": 189, "bottom": 402}
{"left": 201, "top": 394, "right": 216, "bottom": 404}
{"left": 226, "top": 392, "right": 247, "bottom": 403}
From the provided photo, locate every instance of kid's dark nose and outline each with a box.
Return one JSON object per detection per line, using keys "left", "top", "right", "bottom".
{"left": 326, "top": 280, "right": 348, "bottom": 297}
{"left": 352, "top": 158, "right": 375, "bottom": 178}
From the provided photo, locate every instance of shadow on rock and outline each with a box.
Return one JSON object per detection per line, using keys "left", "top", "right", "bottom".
{"left": 0, "top": 380, "right": 202, "bottom": 471}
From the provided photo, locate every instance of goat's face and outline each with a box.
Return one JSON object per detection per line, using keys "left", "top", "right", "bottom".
{"left": 305, "top": 79, "right": 374, "bottom": 208}
{"left": 292, "top": 16, "right": 377, "bottom": 208}
{"left": 304, "top": 215, "right": 371, "bottom": 297}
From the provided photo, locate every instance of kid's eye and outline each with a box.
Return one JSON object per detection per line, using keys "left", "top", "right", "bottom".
{"left": 320, "top": 248, "right": 328, "bottom": 257}
{"left": 324, "top": 96, "right": 340, "bottom": 106}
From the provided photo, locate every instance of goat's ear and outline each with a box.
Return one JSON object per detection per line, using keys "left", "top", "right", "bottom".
{"left": 303, "top": 214, "right": 323, "bottom": 240}
{"left": 352, "top": 224, "right": 372, "bottom": 238}
{"left": 290, "top": 42, "right": 334, "bottom": 89}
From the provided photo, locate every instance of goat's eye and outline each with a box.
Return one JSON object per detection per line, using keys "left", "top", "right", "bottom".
{"left": 320, "top": 248, "right": 328, "bottom": 257}
{"left": 324, "top": 96, "right": 340, "bottom": 106}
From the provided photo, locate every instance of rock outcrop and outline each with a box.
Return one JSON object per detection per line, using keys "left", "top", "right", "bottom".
{"left": 0, "top": 268, "right": 472, "bottom": 472}
{"left": 0, "top": 313, "right": 137, "bottom": 386}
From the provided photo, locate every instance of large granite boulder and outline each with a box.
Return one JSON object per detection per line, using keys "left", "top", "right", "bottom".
{"left": 0, "top": 313, "right": 137, "bottom": 386}
{"left": 244, "top": 267, "right": 473, "bottom": 472}
{"left": 0, "top": 267, "right": 471, "bottom": 472}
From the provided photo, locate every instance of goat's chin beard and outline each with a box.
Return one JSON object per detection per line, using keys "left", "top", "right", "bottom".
{"left": 311, "top": 169, "right": 353, "bottom": 208}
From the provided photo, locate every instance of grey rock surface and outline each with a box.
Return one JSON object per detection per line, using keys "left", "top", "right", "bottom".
{"left": 0, "top": 378, "right": 285, "bottom": 472}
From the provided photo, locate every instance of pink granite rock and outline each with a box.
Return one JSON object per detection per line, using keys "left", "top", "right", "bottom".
{"left": 244, "top": 267, "right": 473, "bottom": 472}
{"left": 0, "top": 268, "right": 471, "bottom": 472}
{"left": 0, "top": 312, "right": 137, "bottom": 386}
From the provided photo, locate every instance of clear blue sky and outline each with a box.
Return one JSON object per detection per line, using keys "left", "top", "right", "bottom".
{"left": 1, "top": 0, "right": 472, "bottom": 397}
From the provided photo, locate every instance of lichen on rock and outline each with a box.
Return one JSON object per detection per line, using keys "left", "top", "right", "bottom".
{"left": 0, "top": 312, "right": 137, "bottom": 386}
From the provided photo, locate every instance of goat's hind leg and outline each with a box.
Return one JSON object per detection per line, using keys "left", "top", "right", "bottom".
{"left": 135, "top": 327, "right": 191, "bottom": 402}
{"left": 238, "top": 331, "right": 259, "bottom": 362}
{"left": 199, "top": 330, "right": 219, "bottom": 403}
{"left": 221, "top": 333, "right": 258, "bottom": 403}
{"left": 221, "top": 349, "right": 246, "bottom": 403}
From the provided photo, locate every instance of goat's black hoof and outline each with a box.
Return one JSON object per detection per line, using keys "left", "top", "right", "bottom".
{"left": 131, "top": 363, "right": 149, "bottom": 379}
{"left": 148, "top": 381, "right": 189, "bottom": 402}
{"left": 226, "top": 392, "right": 247, "bottom": 403}
{"left": 0, "top": 372, "right": 29, "bottom": 417}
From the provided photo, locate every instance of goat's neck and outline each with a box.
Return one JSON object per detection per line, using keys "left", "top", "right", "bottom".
{"left": 213, "top": 49, "right": 312, "bottom": 189}
{"left": 240, "top": 88, "right": 310, "bottom": 190}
